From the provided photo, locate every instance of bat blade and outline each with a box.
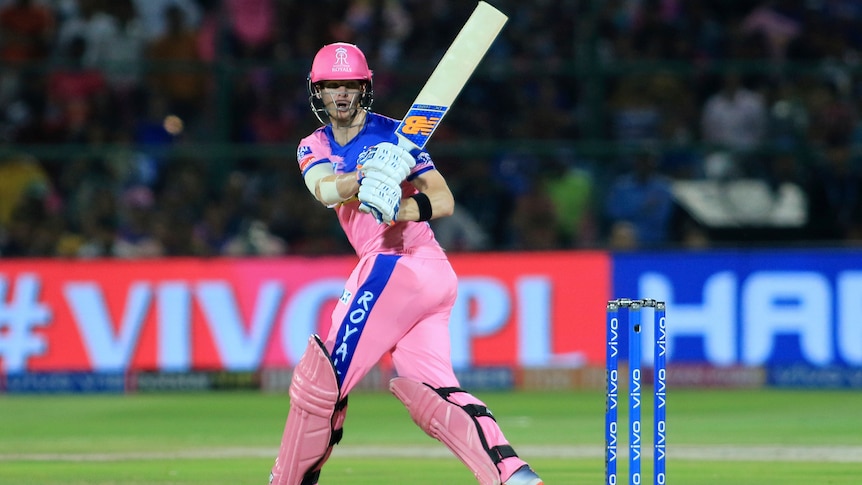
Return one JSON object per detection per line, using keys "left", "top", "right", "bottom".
{"left": 395, "top": 1, "right": 508, "bottom": 150}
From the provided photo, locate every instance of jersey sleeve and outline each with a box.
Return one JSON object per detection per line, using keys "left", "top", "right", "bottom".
{"left": 297, "top": 130, "right": 334, "bottom": 177}
{"left": 407, "top": 150, "right": 436, "bottom": 181}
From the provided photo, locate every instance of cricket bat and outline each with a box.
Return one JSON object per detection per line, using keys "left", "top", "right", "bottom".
{"left": 394, "top": 1, "right": 508, "bottom": 150}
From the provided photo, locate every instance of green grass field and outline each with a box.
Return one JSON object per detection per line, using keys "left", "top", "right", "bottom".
{"left": 1, "top": 388, "right": 861, "bottom": 484}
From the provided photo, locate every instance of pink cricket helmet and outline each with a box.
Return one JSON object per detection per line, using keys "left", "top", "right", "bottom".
{"left": 309, "top": 42, "right": 373, "bottom": 83}
{"left": 307, "top": 43, "right": 374, "bottom": 124}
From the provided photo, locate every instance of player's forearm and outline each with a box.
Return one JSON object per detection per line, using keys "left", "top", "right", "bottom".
{"left": 397, "top": 190, "right": 454, "bottom": 222}
{"left": 313, "top": 172, "right": 360, "bottom": 205}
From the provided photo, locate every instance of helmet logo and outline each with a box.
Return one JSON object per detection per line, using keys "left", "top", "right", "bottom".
{"left": 333, "top": 47, "right": 351, "bottom": 73}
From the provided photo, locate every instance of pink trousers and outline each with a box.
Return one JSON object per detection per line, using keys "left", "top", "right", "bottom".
{"left": 322, "top": 252, "right": 527, "bottom": 481}
{"left": 324, "top": 252, "right": 460, "bottom": 393}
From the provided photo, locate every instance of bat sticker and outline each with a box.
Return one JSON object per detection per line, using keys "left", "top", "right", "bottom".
{"left": 396, "top": 105, "right": 448, "bottom": 148}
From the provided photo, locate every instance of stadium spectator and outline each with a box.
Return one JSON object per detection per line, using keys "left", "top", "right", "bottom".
{"left": 701, "top": 71, "right": 769, "bottom": 153}
{"left": 44, "top": 35, "right": 108, "bottom": 143}
{"left": 740, "top": 1, "right": 802, "bottom": 61}
{"left": 54, "top": 0, "right": 113, "bottom": 67}
{"left": 604, "top": 149, "right": 675, "bottom": 248}
{"left": 191, "top": 199, "right": 236, "bottom": 255}
{"left": 83, "top": 0, "right": 148, "bottom": 129}
{"left": 147, "top": 208, "right": 203, "bottom": 256}
{"left": 511, "top": 76, "right": 578, "bottom": 140}
{"left": 145, "top": 4, "right": 206, "bottom": 125}
{"left": 0, "top": 167, "right": 62, "bottom": 257}
{"left": 221, "top": 218, "right": 286, "bottom": 256}
{"left": 0, "top": 201, "right": 40, "bottom": 256}
{"left": 0, "top": 0, "right": 55, "bottom": 63}
{"left": 767, "top": 80, "right": 809, "bottom": 148}
{"left": 429, "top": 202, "right": 490, "bottom": 252}
{"left": 806, "top": 80, "right": 856, "bottom": 147}
{"left": 100, "top": 0, "right": 148, "bottom": 87}
{"left": 609, "top": 74, "right": 662, "bottom": 145}
{"left": 804, "top": 137, "right": 862, "bottom": 242}
{"left": 131, "top": 0, "right": 200, "bottom": 41}
{"left": 541, "top": 154, "right": 598, "bottom": 248}
{"left": 76, "top": 213, "right": 132, "bottom": 258}
{"left": 0, "top": 152, "right": 54, "bottom": 227}
{"left": 510, "top": 174, "right": 564, "bottom": 251}
{"left": 700, "top": 71, "right": 769, "bottom": 178}
{"left": 375, "top": 0, "right": 412, "bottom": 66}
{"left": 197, "top": 0, "right": 276, "bottom": 62}
{"left": 448, "top": 156, "right": 514, "bottom": 250}
{"left": 224, "top": 0, "right": 277, "bottom": 59}
{"left": 115, "top": 185, "right": 162, "bottom": 257}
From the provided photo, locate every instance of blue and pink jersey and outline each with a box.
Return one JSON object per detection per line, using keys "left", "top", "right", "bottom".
{"left": 297, "top": 112, "right": 445, "bottom": 259}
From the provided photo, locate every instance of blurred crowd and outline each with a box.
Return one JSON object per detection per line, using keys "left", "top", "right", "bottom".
{"left": 1, "top": 0, "right": 861, "bottom": 258}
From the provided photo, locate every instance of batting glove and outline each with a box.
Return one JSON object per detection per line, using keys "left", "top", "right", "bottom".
{"left": 358, "top": 173, "right": 402, "bottom": 225}
{"left": 357, "top": 142, "right": 416, "bottom": 183}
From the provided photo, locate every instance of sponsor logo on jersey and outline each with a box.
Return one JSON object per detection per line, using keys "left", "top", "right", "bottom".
{"left": 298, "top": 155, "right": 315, "bottom": 172}
{"left": 297, "top": 146, "right": 315, "bottom": 171}
{"left": 297, "top": 145, "right": 311, "bottom": 160}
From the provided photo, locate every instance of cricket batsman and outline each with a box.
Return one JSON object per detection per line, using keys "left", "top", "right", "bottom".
{"left": 267, "top": 42, "right": 544, "bottom": 485}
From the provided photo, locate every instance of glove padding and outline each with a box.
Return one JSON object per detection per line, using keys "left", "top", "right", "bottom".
{"left": 357, "top": 142, "right": 416, "bottom": 183}
{"left": 358, "top": 170, "right": 403, "bottom": 225}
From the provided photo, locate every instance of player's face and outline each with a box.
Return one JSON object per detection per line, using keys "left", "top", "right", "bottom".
{"left": 319, "top": 80, "right": 364, "bottom": 122}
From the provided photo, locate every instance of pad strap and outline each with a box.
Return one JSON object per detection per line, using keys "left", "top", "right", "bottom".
{"left": 390, "top": 377, "right": 522, "bottom": 485}
{"left": 434, "top": 387, "right": 519, "bottom": 466}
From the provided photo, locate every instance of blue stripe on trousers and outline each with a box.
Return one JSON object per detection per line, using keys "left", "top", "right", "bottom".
{"left": 331, "top": 254, "right": 400, "bottom": 386}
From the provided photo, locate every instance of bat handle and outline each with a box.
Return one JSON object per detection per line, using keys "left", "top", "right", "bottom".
{"left": 396, "top": 133, "right": 421, "bottom": 152}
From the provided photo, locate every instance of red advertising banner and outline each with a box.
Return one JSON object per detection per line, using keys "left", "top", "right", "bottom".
{"left": 0, "top": 252, "right": 610, "bottom": 373}
{"left": 448, "top": 251, "right": 610, "bottom": 368}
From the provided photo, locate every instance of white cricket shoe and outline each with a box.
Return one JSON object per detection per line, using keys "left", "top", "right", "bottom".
{"left": 504, "top": 465, "right": 544, "bottom": 485}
